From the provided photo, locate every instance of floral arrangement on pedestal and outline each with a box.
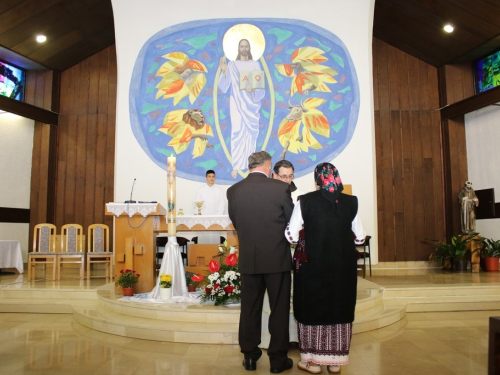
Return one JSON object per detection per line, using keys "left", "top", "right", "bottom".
{"left": 201, "top": 241, "right": 241, "bottom": 306}
{"left": 159, "top": 274, "right": 172, "bottom": 288}
{"left": 115, "top": 269, "right": 140, "bottom": 288}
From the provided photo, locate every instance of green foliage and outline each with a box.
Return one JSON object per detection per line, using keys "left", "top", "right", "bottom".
{"left": 428, "top": 232, "right": 479, "bottom": 264}
{"left": 474, "top": 237, "right": 500, "bottom": 258}
{"left": 115, "top": 269, "right": 140, "bottom": 288}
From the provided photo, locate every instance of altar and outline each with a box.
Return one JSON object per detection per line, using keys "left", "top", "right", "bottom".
{"left": 105, "top": 203, "right": 236, "bottom": 293}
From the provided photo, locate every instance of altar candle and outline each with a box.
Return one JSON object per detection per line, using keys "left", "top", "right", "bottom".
{"left": 167, "top": 154, "right": 177, "bottom": 235}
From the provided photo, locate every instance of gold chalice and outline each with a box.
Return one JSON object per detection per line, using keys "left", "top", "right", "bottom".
{"left": 194, "top": 201, "right": 204, "bottom": 215}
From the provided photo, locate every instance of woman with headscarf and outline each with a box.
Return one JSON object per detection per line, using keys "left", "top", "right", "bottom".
{"left": 285, "top": 163, "right": 366, "bottom": 374}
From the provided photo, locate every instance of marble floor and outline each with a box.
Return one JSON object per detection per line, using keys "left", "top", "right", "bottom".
{"left": 0, "top": 268, "right": 497, "bottom": 374}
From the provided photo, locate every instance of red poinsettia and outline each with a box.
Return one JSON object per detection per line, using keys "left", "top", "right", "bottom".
{"left": 225, "top": 253, "right": 237, "bottom": 266}
{"left": 209, "top": 259, "right": 220, "bottom": 273}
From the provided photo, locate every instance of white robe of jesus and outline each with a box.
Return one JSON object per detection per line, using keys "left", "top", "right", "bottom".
{"left": 218, "top": 59, "right": 265, "bottom": 171}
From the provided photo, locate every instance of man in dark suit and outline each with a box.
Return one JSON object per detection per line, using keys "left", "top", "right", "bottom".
{"left": 227, "top": 151, "right": 294, "bottom": 373}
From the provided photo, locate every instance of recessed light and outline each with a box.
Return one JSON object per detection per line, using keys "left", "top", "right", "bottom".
{"left": 444, "top": 24, "right": 454, "bottom": 33}
{"left": 36, "top": 35, "right": 47, "bottom": 43}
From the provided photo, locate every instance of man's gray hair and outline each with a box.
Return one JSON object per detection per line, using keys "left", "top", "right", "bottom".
{"left": 248, "top": 151, "right": 272, "bottom": 170}
{"left": 273, "top": 159, "right": 294, "bottom": 174}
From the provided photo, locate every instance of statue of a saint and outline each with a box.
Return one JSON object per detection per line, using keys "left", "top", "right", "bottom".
{"left": 458, "top": 181, "right": 479, "bottom": 233}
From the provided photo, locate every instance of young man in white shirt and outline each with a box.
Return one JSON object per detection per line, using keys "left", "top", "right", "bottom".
{"left": 195, "top": 170, "right": 225, "bottom": 215}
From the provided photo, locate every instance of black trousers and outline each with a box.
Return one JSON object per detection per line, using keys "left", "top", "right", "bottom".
{"left": 239, "top": 271, "right": 291, "bottom": 368}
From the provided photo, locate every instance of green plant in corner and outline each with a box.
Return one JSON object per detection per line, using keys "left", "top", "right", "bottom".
{"left": 427, "top": 232, "right": 478, "bottom": 267}
{"left": 474, "top": 237, "right": 500, "bottom": 258}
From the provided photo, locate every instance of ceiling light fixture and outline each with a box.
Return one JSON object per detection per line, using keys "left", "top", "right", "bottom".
{"left": 444, "top": 24, "right": 454, "bottom": 33}
{"left": 36, "top": 35, "right": 47, "bottom": 43}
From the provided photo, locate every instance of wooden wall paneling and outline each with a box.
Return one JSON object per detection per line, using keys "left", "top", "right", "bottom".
{"left": 396, "top": 49, "right": 410, "bottom": 110}
{"left": 391, "top": 110, "right": 405, "bottom": 261}
{"left": 377, "top": 110, "right": 395, "bottom": 261}
{"left": 407, "top": 54, "right": 421, "bottom": 111}
{"left": 374, "top": 38, "right": 389, "bottom": 111}
{"left": 410, "top": 111, "right": 426, "bottom": 257}
{"left": 75, "top": 114, "right": 88, "bottom": 226}
{"left": 401, "top": 110, "right": 415, "bottom": 260}
{"left": 443, "top": 63, "right": 475, "bottom": 105}
{"left": 28, "top": 122, "right": 57, "bottom": 248}
{"left": 94, "top": 114, "right": 107, "bottom": 225}
{"left": 74, "top": 54, "right": 91, "bottom": 229}
{"left": 388, "top": 46, "right": 400, "bottom": 110}
{"left": 373, "top": 38, "right": 445, "bottom": 262}
{"left": 84, "top": 114, "right": 97, "bottom": 229}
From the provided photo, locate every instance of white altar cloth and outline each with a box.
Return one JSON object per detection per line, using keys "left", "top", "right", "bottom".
{"left": 0, "top": 240, "right": 24, "bottom": 273}
{"left": 106, "top": 203, "right": 159, "bottom": 217}
{"left": 175, "top": 215, "right": 232, "bottom": 229}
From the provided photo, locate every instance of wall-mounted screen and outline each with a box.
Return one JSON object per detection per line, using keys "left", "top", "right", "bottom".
{"left": 0, "top": 59, "right": 25, "bottom": 101}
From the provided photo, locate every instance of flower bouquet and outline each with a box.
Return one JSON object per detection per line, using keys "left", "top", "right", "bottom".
{"left": 201, "top": 241, "right": 241, "bottom": 306}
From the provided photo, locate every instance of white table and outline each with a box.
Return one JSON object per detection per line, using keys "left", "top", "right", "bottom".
{"left": 0, "top": 240, "right": 24, "bottom": 274}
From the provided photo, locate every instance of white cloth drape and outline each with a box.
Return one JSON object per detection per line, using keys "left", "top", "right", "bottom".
{"left": 148, "top": 236, "right": 188, "bottom": 299}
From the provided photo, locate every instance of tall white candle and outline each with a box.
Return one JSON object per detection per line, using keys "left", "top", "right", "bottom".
{"left": 167, "top": 154, "right": 176, "bottom": 235}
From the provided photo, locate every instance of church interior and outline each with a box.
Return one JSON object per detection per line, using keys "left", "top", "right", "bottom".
{"left": 2, "top": 1, "right": 500, "bottom": 374}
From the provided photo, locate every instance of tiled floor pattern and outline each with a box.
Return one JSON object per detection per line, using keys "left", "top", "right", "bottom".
{"left": 0, "top": 310, "right": 492, "bottom": 375}
{"left": 0, "top": 267, "right": 497, "bottom": 374}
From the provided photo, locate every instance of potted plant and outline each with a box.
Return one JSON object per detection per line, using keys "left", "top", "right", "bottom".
{"left": 159, "top": 274, "right": 172, "bottom": 300}
{"left": 474, "top": 237, "right": 500, "bottom": 272}
{"left": 185, "top": 272, "right": 204, "bottom": 292}
{"left": 185, "top": 272, "right": 196, "bottom": 292}
{"left": 115, "top": 269, "right": 140, "bottom": 296}
{"left": 428, "top": 232, "right": 478, "bottom": 272}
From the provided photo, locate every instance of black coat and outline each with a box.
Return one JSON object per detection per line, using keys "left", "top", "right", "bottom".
{"left": 227, "top": 172, "right": 294, "bottom": 274}
{"left": 293, "top": 191, "right": 358, "bottom": 325}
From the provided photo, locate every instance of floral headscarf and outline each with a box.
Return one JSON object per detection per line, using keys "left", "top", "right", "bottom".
{"left": 314, "top": 162, "right": 344, "bottom": 204}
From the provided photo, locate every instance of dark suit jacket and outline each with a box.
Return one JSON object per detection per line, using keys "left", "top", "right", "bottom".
{"left": 227, "top": 172, "right": 294, "bottom": 274}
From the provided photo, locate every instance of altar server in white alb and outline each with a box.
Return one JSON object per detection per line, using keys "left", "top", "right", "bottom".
{"left": 195, "top": 170, "right": 225, "bottom": 215}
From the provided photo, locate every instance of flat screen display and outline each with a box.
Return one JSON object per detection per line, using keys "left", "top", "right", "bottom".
{"left": 0, "top": 60, "right": 25, "bottom": 101}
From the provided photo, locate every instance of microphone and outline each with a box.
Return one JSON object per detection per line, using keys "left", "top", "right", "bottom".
{"left": 125, "top": 178, "right": 137, "bottom": 203}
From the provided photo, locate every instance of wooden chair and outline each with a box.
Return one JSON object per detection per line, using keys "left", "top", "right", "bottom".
{"left": 356, "top": 235, "right": 372, "bottom": 278}
{"left": 28, "top": 223, "right": 58, "bottom": 281}
{"left": 87, "top": 224, "right": 112, "bottom": 279}
{"left": 58, "top": 224, "right": 85, "bottom": 280}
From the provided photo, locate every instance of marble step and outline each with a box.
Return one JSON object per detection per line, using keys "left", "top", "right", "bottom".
{"left": 382, "top": 285, "right": 500, "bottom": 312}
{"left": 73, "top": 305, "right": 239, "bottom": 344}
{"left": 0, "top": 287, "right": 98, "bottom": 313}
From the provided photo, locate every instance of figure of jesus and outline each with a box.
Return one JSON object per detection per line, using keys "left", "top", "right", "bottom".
{"left": 218, "top": 39, "right": 265, "bottom": 179}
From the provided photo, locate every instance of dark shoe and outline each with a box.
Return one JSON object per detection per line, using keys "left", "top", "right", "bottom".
{"left": 243, "top": 358, "right": 257, "bottom": 371}
{"left": 270, "top": 358, "right": 293, "bottom": 373}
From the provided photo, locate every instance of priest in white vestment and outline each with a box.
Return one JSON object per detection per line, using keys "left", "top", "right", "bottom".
{"left": 218, "top": 39, "right": 265, "bottom": 179}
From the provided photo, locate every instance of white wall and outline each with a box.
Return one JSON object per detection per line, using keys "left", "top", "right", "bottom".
{"left": 111, "top": 0, "right": 378, "bottom": 261}
{"left": 0, "top": 112, "right": 34, "bottom": 261}
{"left": 465, "top": 105, "right": 500, "bottom": 239}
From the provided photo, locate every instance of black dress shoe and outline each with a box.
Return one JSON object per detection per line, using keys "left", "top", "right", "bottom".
{"left": 270, "top": 358, "right": 293, "bottom": 373}
{"left": 243, "top": 358, "right": 257, "bottom": 371}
